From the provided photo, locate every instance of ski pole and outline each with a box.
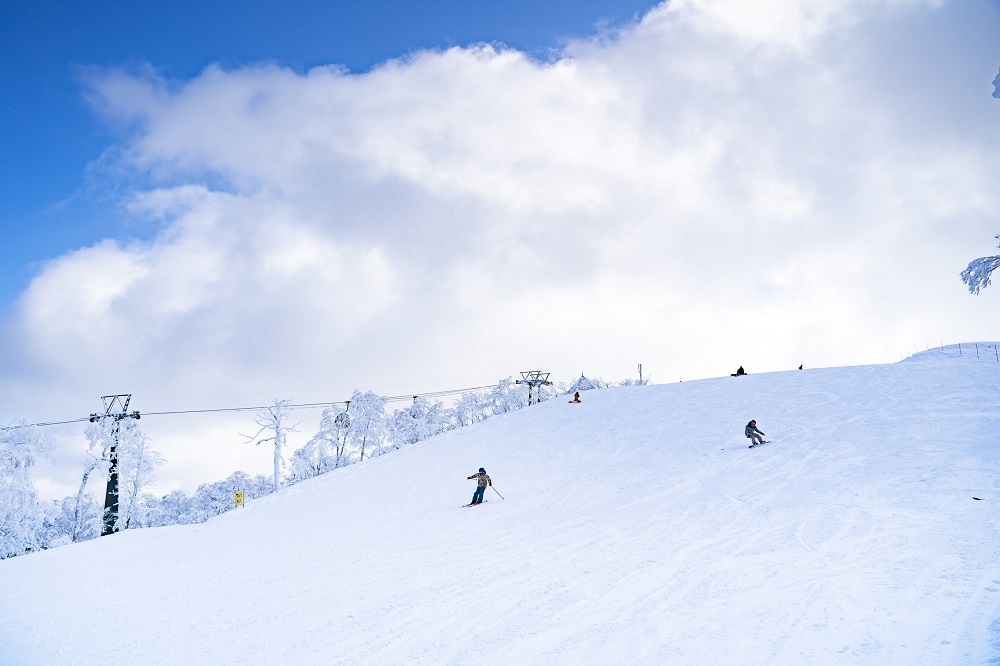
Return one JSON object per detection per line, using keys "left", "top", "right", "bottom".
{"left": 491, "top": 486, "right": 505, "bottom": 500}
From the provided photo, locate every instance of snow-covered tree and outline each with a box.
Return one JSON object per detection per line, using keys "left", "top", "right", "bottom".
{"left": 184, "top": 471, "right": 275, "bottom": 522}
{"left": 343, "top": 391, "right": 389, "bottom": 462}
{"left": 38, "top": 496, "right": 83, "bottom": 549}
{"left": 288, "top": 404, "right": 350, "bottom": 483}
{"left": 145, "top": 489, "right": 193, "bottom": 526}
{"left": 961, "top": 234, "right": 1000, "bottom": 294}
{"left": 451, "top": 390, "right": 493, "bottom": 427}
{"left": 0, "top": 422, "right": 51, "bottom": 559}
{"left": 488, "top": 377, "right": 529, "bottom": 415}
{"left": 243, "top": 400, "right": 297, "bottom": 491}
{"left": 73, "top": 416, "right": 161, "bottom": 537}
{"left": 389, "top": 397, "right": 449, "bottom": 446}
{"left": 119, "top": 432, "right": 166, "bottom": 529}
{"left": 133, "top": 470, "right": 274, "bottom": 527}
{"left": 618, "top": 376, "right": 652, "bottom": 386}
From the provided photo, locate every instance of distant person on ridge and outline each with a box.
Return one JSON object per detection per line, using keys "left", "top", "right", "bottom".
{"left": 569, "top": 392, "right": 581, "bottom": 403}
{"left": 731, "top": 366, "right": 746, "bottom": 377}
{"left": 745, "top": 420, "right": 766, "bottom": 447}
{"left": 467, "top": 467, "right": 492, "bottom": 505}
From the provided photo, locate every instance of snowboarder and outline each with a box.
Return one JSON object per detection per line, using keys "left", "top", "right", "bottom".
{"left": 745, "top": 420, "right": 766, "bottom": 447}
{"left": 569, "top": 392, "right": 581, "bottom": 403}
{"left": 467, "top": 467, "right": 492, "bottom": 505}
{"left": 731, "top": 366, "right": 746, "bottom": 377}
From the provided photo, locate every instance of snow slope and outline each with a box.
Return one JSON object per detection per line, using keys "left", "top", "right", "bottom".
{"left": 3, "top": 346, "right": 1000, "bottom": 664}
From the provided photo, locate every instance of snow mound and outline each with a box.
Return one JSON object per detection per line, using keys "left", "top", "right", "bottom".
{"left": 3, "top": 348, "right": 1000, "bottom": 664}
{"left": 899, "top": 342, "right": 1000, "bottom": 364}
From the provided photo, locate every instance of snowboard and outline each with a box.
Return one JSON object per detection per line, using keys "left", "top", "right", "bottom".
{"left": 748, "top": 440, "right": 770, "bottom": 449}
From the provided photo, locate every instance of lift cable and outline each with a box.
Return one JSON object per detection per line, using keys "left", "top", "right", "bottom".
{"left": 0, "top": 383, "right": 501, "bottom": 431}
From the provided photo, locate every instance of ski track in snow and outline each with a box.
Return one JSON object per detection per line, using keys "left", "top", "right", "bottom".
{"left": 3, "top": 346, "right": 1000, "bottom": 664}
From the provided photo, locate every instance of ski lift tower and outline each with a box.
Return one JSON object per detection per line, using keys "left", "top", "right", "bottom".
{"left": 516, "top": 371, "right": 552, "bottom": 406}
{"left": 89, "top": 394, "right": 141, "bottom": 537}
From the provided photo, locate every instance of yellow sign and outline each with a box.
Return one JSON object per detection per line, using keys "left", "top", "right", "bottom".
{"left": 235, "top": 491, "right": 245, "bottom": 507}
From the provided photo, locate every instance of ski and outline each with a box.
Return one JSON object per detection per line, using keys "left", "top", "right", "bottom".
{"left": 463, "top": 500, "right": 488, "bottom": 507}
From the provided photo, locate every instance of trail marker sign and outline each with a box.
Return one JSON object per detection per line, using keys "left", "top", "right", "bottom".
{"left": 235, "top": 491, "right": 245, "bottom": 508}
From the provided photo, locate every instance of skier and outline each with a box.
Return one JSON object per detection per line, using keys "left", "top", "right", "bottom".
{"left": 745, "top": 419, "right": 766, "bottom": 447}
{"left": 569, "top": 392, "right": 581, "bottom": 403}
{"left": 467, "top": 467, "right": 492, "bottom": 505}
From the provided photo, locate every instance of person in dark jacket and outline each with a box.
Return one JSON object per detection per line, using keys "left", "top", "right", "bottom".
{"left": 731, "top": 366, "right": 746, "bottom": 377}
{"left": 745, "top": 420, "right": 766, "bottom": 446}
{"left": 467, "top": 467, "right": 492, "bottom": 505}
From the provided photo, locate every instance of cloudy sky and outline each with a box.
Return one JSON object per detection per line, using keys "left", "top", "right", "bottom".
{"left": 2, "top": 0, "right": 999, "bottom": 499}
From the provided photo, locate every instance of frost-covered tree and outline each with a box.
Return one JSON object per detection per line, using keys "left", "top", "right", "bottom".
{"left": 132, "top": 471, "right": 273, "bottom": 527}
{"left": 38, "top": 496, "right": 84, "bottom": 549}
{"left": 243, "top": 400, "right": 297, "bottom": 491}
{"left": 191, "top": 475, "right": 244, "bottom": 520}
{"left": 45, "top": 493, "right": 103, "bottom": 544}
{"left": 389, "top": 397, "right": 449, "bottom": 447}
{"left": 73, "top": 416, "right": 161, "bottom": 538}
{"left": 119, "top": 432, "right": 166, "bottom": 529}
{"left": 488, "top": 377, "right": 530, "bottom": 415}
{"left": 125, "top": 492, "right": 160, "bottom": 528}
{"left": 185, "top": 471, "right": 275, "bottom": 522}
{"left": 73, "top": 426, "right": 115, "bottom": 541}
{"left": 961, "top": 234, "right": 1000, "bottom": 294}
{"left": 145, "top": 489, "right": 192, "bottom": 526}
{"left": 287, "top": 439, "right": 331, "bottom": 483}
{"left": 452, "top": 390, "right": 493, "bottom": 427}
{"left": 288, "top": 404, "right": 350, "bottom": 483}
{"left": 0, "top": 422, "right": 51, "bottom": 559}
{"left": 344, "top": 391, "right": 389, "bottom": 462}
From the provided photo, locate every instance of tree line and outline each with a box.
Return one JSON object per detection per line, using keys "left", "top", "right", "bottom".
{"left": 1, "top": 374, "right": 645, "bottom": 560}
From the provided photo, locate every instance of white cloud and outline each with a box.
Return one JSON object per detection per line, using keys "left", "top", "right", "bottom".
{"left": 6, "top": 0, "right": 1000, "bottom": 497}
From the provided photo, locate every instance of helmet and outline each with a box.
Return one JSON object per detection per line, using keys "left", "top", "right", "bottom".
{"left": 479, "top": 467, "right": 485, "bottom": 473}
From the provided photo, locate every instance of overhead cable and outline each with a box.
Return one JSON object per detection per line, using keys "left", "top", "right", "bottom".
{"left": 0, "top": 382, "right": 501, "bottom": 430}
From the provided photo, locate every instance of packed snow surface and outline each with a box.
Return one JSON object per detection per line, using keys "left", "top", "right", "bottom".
{"left": 3, "top": 346, "right": 1000, "bottom": 664}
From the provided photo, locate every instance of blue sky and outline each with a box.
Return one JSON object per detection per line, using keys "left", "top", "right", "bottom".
{"left": 0, "top": 0, "right": 655, "bottom": 305}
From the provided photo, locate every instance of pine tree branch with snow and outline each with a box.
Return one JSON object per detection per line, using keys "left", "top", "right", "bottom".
{"left": 961, "top": 234, "right": 1000, "bottom": 294}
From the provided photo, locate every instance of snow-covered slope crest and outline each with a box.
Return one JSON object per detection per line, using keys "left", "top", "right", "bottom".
{"left": 3, "top": 347, "right": 1000, "bottom": 664}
